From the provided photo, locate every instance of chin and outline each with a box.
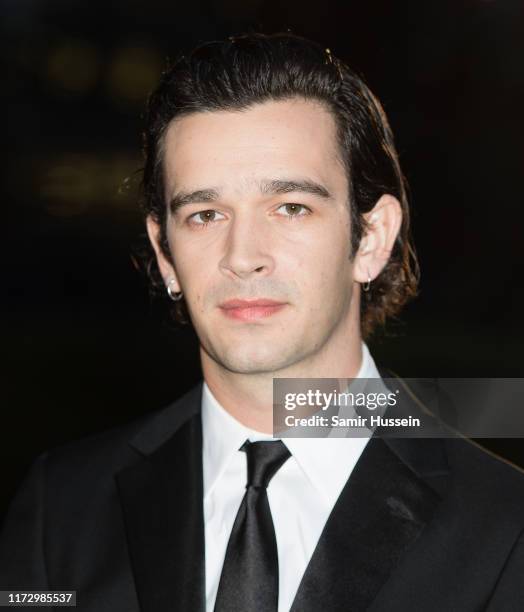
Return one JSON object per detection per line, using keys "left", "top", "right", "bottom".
{"left": 222, "top": 353, "right": 288, "bottom": 375}
{"left": 214, "top": 342, "right": 302, "bottom": 375}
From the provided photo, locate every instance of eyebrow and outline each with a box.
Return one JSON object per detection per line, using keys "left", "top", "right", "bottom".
{"left": 260, "top": 178, "right": 333, "bottom": 200}
{"left": 169, "top": 188, "right": 220, "bottom": 215}
{"left": 168, "top": 178, "right": 333, "bottom": 215}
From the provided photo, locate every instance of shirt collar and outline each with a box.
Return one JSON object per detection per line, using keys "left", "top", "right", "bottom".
{"left": 202, "top": 342, "right": 381, "bottom": 504}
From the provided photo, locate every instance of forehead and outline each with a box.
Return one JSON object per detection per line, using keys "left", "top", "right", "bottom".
{"left": 162, "top": 98, "right": 344, "bottom": 194}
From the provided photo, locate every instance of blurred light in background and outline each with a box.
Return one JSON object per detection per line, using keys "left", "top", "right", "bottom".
{"left": 106, "top": 44, "right": 163, "bottom": 108}
{"left": 45, "top": 38, "right": 100, "bottom": 94}
{"left": 39, "top": 153, "right": 142, "bottom": 217}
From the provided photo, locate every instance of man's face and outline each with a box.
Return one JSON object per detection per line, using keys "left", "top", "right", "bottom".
{"left": 150, "top": 98, "right": 358, "bottom": 374}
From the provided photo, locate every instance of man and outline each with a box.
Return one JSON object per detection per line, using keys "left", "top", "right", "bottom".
{"left": 1, "top": 32, "right": 524, "bottom": 611}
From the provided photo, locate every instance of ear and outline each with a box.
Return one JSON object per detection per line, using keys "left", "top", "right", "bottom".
{"left": 145, "top": 215, "right": 181, "bottom": 292}
{"left": 353, "top": 194, "right": 402, "bottom": 286}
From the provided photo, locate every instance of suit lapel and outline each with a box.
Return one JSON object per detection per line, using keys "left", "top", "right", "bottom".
{"left": 290, "top": 382, "right": 449, "bottom": 612}
{"left": 116, "top": 385, "right": 205, "bottom": 612}
{"left": 114, "top": 375, "right": 449, "bottom": 612}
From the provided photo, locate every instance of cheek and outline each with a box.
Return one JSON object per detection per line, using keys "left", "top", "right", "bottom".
{"left": 282, "top": 247, "right": 352, "bottom": 320}
{"left": 182, "top": 269, "right": 213, "bottom": 314}
{"left": 286, "top": 224, "right": 352, "bottom": 283}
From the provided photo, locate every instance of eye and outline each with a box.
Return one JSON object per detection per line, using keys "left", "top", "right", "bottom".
{"left": 187, "top": 209, "right": 225, "bottom": 226}
{"left": 276, "top": 203, "right": 311, "bottom": 218}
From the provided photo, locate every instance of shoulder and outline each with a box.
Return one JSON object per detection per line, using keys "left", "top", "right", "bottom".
{"left": 381, "top": 371, "right": 524, "bottom": 521}
{"left": 443, "top": 436, "right": 524, "bottom": 527}
{"left": 445, "top": 435, "right": 524, "bottom": 491}
{"left": 40, "top": 381, "right": 203, "bottom": 490}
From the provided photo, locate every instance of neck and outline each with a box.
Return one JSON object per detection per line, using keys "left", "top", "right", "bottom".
{"left": 201, "top": 304, "right": 364, "bottom": 434}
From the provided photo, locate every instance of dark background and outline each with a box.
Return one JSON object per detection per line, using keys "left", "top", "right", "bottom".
{"left": 2, "top": 0, "right": 524, "bottom": 522}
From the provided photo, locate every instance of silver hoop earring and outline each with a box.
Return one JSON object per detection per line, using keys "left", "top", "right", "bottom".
{"left": 166, "top": 279, "right": 183, "bottom": 302}
{"left": 362, "top": 274, "right": 371, "bottom": 292}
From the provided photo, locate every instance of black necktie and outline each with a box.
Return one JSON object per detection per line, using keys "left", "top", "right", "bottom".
{"left": 214, "top": 439, "right": 292, "bottom": 612}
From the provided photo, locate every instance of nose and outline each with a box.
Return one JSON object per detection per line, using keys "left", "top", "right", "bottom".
{"left": 219, "top": 213, "right": 275, "bottom": 280}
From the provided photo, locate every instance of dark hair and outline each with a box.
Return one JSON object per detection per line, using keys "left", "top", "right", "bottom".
{"left": 139, "top": 31, "right": 419, "bottom": 339}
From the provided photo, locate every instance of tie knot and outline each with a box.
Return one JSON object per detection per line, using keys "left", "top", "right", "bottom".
{"left": 240, "top": 439, "right": 291, "bottom": 489}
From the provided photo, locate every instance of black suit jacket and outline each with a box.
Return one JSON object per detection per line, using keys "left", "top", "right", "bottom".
{"left": 1, "top": 377, "right": 524, "bottom": 611}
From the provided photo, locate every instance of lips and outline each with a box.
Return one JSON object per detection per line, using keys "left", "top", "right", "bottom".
{"left": 219, "top": 298, "right": 287, "bottom": 321}
{"left": 220, "top": 298, "right": 286, "bottom": 309}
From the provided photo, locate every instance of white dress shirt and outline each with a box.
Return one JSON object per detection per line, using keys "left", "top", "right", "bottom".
{"left": 202, "top": 342, "right": 382, "bottom": 612}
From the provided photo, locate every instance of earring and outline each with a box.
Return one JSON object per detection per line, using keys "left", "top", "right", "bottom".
{"left": 166, "top": 278, "right": 183, "bottom": 302}
{"left": 362, "top": 272, "right": 371, "bottom": 292}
